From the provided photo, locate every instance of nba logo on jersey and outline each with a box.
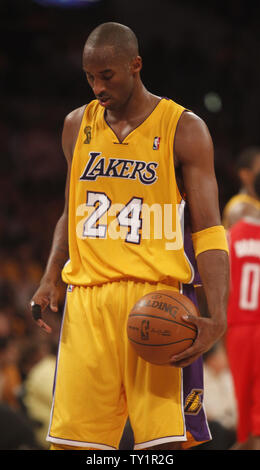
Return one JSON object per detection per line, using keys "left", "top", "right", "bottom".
{"left": 153, "top": 136, "right": 160, "bottom": 150}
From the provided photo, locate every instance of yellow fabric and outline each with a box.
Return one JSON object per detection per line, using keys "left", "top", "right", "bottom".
{"left": 50, "top": 444, "right": 97, "bottom": 450}
{"left": 62, "top": 98, "right": 194, "bottom": 288}
{"left": 47, "top": 281, "right": 187, "bottom": 450}
{"left": 191, "top": 225, "right": 229, "bottom": 258}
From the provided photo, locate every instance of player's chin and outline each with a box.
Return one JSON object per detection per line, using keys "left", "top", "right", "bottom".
{"left": 98, "top": 97, "right": 116, "bottom": 110}
{"left": 106, "top": 97, "right": 125, "bottom": 112}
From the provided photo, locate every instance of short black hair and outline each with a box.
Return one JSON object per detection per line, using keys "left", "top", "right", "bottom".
{"left": 236, "top": 146, "right": 260, "bottom": 170}
{"left": 84, "top": 22, "right": 139, "bottom": 60}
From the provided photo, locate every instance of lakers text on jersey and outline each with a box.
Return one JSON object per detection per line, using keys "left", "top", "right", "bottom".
{"left": 62, "top": 98, "right": 194, "bottom": 287}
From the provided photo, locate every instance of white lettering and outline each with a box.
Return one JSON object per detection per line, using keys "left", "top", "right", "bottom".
{"left": 234, "top": 239, "right": 260, "bottom": 259}
{"left": 85, "top": 455, "right": 121, "bottom": 467}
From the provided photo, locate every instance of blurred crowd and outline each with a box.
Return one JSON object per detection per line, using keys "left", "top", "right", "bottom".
{"left": 0, "top": 0, "right": 260, "bottom": 450}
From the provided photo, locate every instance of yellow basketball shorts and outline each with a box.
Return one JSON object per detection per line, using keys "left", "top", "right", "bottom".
{"left": 47, "top": 280, "right": 209, "bottom": 450}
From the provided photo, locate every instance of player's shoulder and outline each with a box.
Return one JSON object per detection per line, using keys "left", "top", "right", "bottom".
{"left": 226, "top": 200, "right": 250, "bottom": 222}
{"left": 175, "top": 110, "right": 213, "bottom": 166}
{"left": 178, "top": 110, "right": 210, "bottom": 139}
{"left": 228, "top": 215, "right": 259, "bottom": 239}
{"left": 64, "top": 104, "right": 87, "bottom": 129}
{"left": 62, "top": 104, "right": 87, "bottom": 162}
{"left": 228, "top": 216, "right": 246, "bottom": 234}
{"left": 62, "top": 100, "right": 100, "bottom": 161}
{"left": 64, "top": 99, "right": 100, "bottom": 128}
{"left": 223, "top": 194, "right": 260, "bottom": 229}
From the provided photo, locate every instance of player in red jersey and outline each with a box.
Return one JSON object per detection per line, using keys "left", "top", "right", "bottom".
{"left": 226, "top": 171, "right": 260, "bottom": 450}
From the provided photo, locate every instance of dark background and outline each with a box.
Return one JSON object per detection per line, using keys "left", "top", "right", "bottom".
{"left": 1, "top": 0, "right": 260, "bottom": 263}
{"left": 1, "top": 0, "right": 260, "bottom": 265}
{"left": 0, "top": 0, "right": 259, "bottom": 449}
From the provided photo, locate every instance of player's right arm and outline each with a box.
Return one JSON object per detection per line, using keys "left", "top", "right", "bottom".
{"left": 30, "top": 106, "right": 86, "bottom": 333}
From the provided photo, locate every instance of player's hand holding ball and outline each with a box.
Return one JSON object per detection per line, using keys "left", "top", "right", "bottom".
{"left": 127, "top": 290, "right": 199, "bottom": 366}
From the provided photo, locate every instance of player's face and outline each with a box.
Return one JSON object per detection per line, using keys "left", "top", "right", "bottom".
{"left": 246, "top": 155, "right": 260, "bottom": 189}
{"left": 82, "top": 45, "right": 141, "bottom": 111}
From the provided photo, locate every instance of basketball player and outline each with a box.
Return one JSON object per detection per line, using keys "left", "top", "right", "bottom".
{"left": 222, "top": 146, "right": 260, "bottom": 229}
{"left": 30, "top": 23, "right": 229, "bottom": 450}
{"left": 226, "top": 171, "right": 260, "bottom": 450}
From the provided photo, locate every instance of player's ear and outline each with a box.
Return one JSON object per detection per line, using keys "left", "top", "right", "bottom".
{"left": 130, "top": 56, "right": 142, "bottom": 74}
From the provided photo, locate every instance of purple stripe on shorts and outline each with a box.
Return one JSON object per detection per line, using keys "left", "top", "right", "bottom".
{"left": 182, "top": 283, "right": 211, "bottom": 444}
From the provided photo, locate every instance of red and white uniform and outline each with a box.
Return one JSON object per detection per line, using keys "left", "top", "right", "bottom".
{"left": 226, "top": 217, "right": 260, "bottom": 442}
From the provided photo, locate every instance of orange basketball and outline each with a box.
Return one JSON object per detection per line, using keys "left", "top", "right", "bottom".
{"left": 127, "top": 290, "right": 198, "bottom": 365}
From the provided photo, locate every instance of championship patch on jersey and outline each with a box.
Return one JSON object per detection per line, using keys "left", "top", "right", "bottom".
{"left": 153, "top": 136, "right": 160, "bottom": 150}
{"left": 84, "top": 126, "right": 92, "bottom": 144}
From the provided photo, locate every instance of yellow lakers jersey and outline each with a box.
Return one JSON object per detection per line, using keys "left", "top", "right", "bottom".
{"left": 62, "top": 98, "right": 194, "bottom": 287}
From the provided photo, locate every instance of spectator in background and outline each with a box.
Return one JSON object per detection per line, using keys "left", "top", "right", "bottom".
{"left": 0, "top": 277, "right": 60, "bottom": 449}
{"left": 201, "top": 341, "right": 237, "bottom": 450}
{"left": 0, "top": 402, "right": 37, "bottom": 450}
{"left": 226, "top": 171, "right": 260, "bottom": 450}
{"left": 222, "top": 147, "right": 260, "bottom": 229}
{"left": 22, "top": 343, "right": 56, "bottom": 449}
{"left": 0, "top": 313, "right": 37, "bottom": 449}
{"left": 0, "top": 312, "right": 22, "bottom": 409}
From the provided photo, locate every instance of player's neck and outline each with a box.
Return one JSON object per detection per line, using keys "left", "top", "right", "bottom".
{"left": 242, "top": 187, "right": 258, "bottom": 200}
{"left": 106, "top": 84, "right": 160, "bottom": 125}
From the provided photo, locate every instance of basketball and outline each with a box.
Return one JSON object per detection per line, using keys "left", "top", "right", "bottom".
{"left": 127, "top": 290, "right": 198, "bottom": 365}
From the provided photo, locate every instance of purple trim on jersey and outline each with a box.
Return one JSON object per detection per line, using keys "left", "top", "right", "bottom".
{"left": 182, "top": 206, "right": 210, "bottom": 444}
{"left": 182, "top": 284, "right": 211, "bottom": 445}
{"left": 183, "top": 206, "right": 202, "bottom": 286}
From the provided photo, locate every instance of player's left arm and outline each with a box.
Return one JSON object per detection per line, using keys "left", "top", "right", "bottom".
{"left": 171, "top": 111, "right": 230, "bottom": 367}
